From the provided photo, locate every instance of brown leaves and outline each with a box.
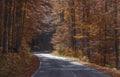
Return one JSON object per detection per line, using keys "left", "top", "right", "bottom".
{"left": 0, "top": 52, "right": 39, "bottom": 77}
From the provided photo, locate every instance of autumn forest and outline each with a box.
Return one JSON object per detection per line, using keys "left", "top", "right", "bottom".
{"left": 0, "top": 0, "right": 120, "bottom": 77}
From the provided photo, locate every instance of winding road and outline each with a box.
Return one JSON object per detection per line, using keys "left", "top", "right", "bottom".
{"left": 32, "top": 53, "right": 111, "bottom": 77}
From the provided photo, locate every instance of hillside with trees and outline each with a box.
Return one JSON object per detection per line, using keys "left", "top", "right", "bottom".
{"left": 51, "top": 0, "right": 120, "bottom": 69}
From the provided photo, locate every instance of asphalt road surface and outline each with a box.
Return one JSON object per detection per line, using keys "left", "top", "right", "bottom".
{"left": 32, "top": 53, "right": 111, "bottom": 77}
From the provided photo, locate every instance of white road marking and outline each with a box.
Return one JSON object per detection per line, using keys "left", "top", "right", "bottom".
{"left": 71, "top": 71, "right": 77, "bottom": 77}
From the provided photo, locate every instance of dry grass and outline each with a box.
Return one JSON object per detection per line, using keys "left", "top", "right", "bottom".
{"left": 0, "top": 51, "right": 40, "bottom": 77}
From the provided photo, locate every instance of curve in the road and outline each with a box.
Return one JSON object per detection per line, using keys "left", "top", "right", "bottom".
{"left": 32, "top": 53, "right": 111, "bottom": 77}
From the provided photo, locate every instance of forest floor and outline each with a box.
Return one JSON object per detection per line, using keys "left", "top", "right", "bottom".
{"left": 52, "top": 52, "right": 120, "bottom": 77}
{"left": 0, "top": 52, "right": 40, "bottom": 77}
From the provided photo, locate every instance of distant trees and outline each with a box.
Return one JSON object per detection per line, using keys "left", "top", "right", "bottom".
{"left": 0, "top": 0, "right": 53, "bottom": 54}
{"left": 52, "top": 0, "right": 120, "bottom": 69}
{"left": 25, "top": 0, "right": 53, "bottom": 50}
